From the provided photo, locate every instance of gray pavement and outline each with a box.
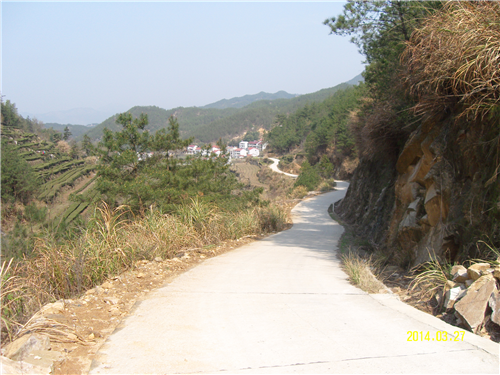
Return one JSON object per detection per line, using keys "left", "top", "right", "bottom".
{"left": 89, "top": 182, "right": 499, "bottom": 374}
{"left": 268, "top": 158, "right": 298, "bottom": 178}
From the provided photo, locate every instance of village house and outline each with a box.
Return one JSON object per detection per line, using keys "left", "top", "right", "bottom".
{"left": 248, "top": 147, "right": 259, "bottom": 157}
{"left": 186, "top": 144, "right": 198, "bottom": 155}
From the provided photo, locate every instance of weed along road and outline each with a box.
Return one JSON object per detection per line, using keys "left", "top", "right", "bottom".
{"left": 89, "top": 182, "right": 499, "bottom": 374}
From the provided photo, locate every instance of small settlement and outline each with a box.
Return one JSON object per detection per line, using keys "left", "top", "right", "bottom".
{"left": 186, "top": 140, "right": 267, "bottom": 159}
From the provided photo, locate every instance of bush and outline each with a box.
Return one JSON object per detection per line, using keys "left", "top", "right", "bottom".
{"left": 294, "top": 161, "right": 320, "bottom": 191}
{"left": 1, "top": 140, "right": 39, "bottom": 204}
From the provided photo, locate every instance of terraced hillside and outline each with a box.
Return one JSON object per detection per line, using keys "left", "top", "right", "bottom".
{"left": 1, "top": 125, "right": 98, "bottom": 224}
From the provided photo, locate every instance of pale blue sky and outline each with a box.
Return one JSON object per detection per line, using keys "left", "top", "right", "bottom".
{"left": 2, "top": 1, "right": 364, "bottom": 121}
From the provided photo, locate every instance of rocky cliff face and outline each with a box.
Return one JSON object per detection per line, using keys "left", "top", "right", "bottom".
{"left": 336, "top": 114, "right": 499, "bottom": 267}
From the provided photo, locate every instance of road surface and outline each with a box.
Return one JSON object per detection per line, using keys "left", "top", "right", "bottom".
{"left": 269, "top": 158, "right": 298, "bottom": 178}
{"left": 90, "top": 183, "right": 498, "bottom": 374}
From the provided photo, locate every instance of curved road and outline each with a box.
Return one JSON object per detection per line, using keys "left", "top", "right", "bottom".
{"left": 269, "top": 157, "right": 298, "bottom": 178}
{"left": 90, "top": 183, "right": 498, "bottom": 374}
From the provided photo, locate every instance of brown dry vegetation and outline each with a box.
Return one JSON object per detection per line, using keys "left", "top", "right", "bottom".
{"left": 0, "top": 199, "right": 289, "bottom": 344}
{"left": 403, "top": 1, "right": 500, "bottom": 121}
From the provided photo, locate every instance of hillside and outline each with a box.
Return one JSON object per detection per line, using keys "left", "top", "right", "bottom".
{"left": 201, "top": 90, "right": 297, "bottom": 109}
{"left": 79, "top": 79, "right": 358, "bottom": 144}
{"left": 43, "top": 123, "right": 95, "bottom": 138}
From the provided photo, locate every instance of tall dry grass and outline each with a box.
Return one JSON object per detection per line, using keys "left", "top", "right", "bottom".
{"left": 1, "top": 200, "right": 288, "bottom": 343}
{"left": 403, "top": 1, "right": 500, "bottom": 120}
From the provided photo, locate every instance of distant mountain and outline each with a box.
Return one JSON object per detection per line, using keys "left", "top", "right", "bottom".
{"left": 26, "top": 107, "right": 116, "bottom": 126}
{"left": 80, "top": 74, "right": 364, "bottom": 144}
{"left": 43, "top": 123, "right": 95, "bottom": 139}
{"left": 202, "top": 91, "right": 297, "bottom": 110}
{"left": 345, "top": 73, "right": 364, "bottom": 86}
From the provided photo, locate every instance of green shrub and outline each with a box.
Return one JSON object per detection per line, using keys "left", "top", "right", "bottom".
{"left": 294, "top": 160, "right": 320, "bottom": 191}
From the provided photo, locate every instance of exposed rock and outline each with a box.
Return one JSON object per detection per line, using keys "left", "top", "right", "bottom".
{"left": 451, "top": 265, "right": 469, "bottom": 283}
{"left": 407, "top": 198, "right": 421, "bottom": 212}
{"left": 395, "top": 130, "right": 426, "bottom": 174}
{"left": 399, "top": 210, "right": 419, "bottom": 230}
{"left": 467, "top": 263, "right": 492, "bottom": 281}
{"left": 136, "top": 273, "right": 145, "bottom": 278}
{"left": 3, "top": 333, "right": 51, "bottom": 361}
{"left": 424, "top": 183, "right": 448, "bottom": 227}
{"left": 454, "top": 274, "right": 496, "bottom": 333}
{"left": 489, "top": 290, "right": 500, "bottom": 326}
{"left": 444, "top": 285, "right": 466, "bottom": 310}
{"left": 154, "top": 257, "right": 163, "bottom": 262}
{"left": 493, "top": 266, "right": 500, "bottom": 280}
{"left": 22, "top": 349, "right": 64, "bottom": 372}
{"left": 0, "top": 355, "right": 52, "bottom": 375}
{"left": 101, "top": 282, "right": 113, "bottom": 289}
{"left": 108, "top": 306, "right": 122, "bottom": 317}
{"left": 103, "top": 296, "right": 119, "bottom": 305}
{"left": 39, "top": 301, "right": 65, "bottom": 315}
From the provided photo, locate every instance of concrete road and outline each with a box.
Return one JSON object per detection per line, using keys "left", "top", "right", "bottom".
{"left": 90, "top": 183, "right": 499, "bottom": 374}
{"left": 268, "top": 158, "right": 298, "bottom": 178}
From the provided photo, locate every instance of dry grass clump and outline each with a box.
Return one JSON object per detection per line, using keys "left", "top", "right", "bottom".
{"left": 408, "top": 254, "right": 451, "bottom": 304}
{"left": 403, "top": 1, "right": 500, "bottom": 120}
{"left": 1, "top": 200, "right": 288, "bottom": 342}
{"left": 289, "top": 185, "right": 308, "bottom": 199}
{"left": 341, "top": 250, "right": 387, "bottom": 294}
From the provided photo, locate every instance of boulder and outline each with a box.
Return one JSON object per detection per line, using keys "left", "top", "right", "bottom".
{"left": 444, "top": 285, "right": 466, "bottom": 310}
{"left": 489, "top": 290, "right": 500, "bottom": 326}
{"left": 3, "top": 334, "right": 51, "bottom": 361}
{"left": 451, "top": 265, "right": 469, "bottom": 283}
{"left": 493, "top": 266, "right": 500, "bottom": 280}
{"left": 454, "top": 274, "right": 496, "bottom": 333}
{"left": 467, "top": 263, "right": 492, "bottom": 281}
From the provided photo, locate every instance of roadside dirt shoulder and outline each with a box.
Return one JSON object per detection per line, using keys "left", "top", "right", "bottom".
{"left": 50, "top": 234, "right": 284, "bottom": 374}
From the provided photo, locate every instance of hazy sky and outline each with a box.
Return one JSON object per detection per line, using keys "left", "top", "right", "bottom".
{"left": 2, "top": 1, "right": 364, "bottom": 119}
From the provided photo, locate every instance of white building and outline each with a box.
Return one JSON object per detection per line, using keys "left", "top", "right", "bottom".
{"left": 239, "top": 141, "right": 249, "bottom": 150}
{"left": 248, "top": 147, "right": 260, "bottom": 157}
{"left": 186, "top": 144, "right": 198, "bottom": 155}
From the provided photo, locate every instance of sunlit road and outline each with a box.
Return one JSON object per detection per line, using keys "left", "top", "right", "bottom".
{"left": 89, "top": 183, "right": 498, "bottom": 374}
{"left": 268, "top": 157, "right": 298, "bottom": 178}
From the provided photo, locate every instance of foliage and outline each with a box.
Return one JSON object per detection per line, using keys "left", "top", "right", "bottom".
{"left": 324, "top": 1, "right": 442, "bottom": 97}
{"left": 243, "top": 130, "right": 261, "bottom": 142}
{"left": 63, "top": 126, "right": 72, "bottom": 140}
{"left": 294, "top": 161, "right": 320, "bottom": 191}
{"left": 96, "top": 112, "right": 258, "bottom": 213}
{"left": 316, "top": 155, "right": 334, "bottom": 178}
{"left": 266, "top": 86, "right": 362, "bottom": 163}
{"left": 1, "top": 140, "right": 39, "bottom": 204}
